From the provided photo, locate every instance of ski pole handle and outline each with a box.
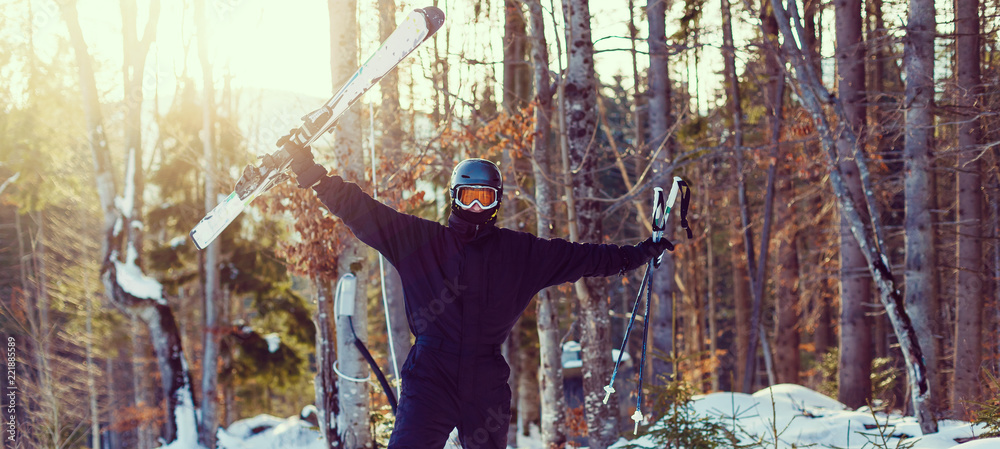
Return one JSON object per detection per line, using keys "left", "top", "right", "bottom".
{"left": 651, "top": 187, "right": 665, "bottom": 243}
{"left": 652, "top": 177, "right": 684, "bottom": 243}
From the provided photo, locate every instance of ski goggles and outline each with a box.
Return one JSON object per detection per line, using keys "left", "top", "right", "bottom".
{"left": 453, "top": 185, "right": 500, "bottom": 209}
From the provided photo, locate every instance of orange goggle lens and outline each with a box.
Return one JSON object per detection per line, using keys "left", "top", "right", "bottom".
{"left": 454, "top": 186, "right": 499, "bottom": 209}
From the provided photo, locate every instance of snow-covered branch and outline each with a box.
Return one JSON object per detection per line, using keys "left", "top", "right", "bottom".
{"left": 0, "top": 172, "right": 19, "bottom": 196}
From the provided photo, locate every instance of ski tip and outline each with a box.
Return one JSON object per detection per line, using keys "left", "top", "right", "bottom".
{"left": 189, "top": 229, "right": 208, "bottom": 251}
{"left": 418, "top": 6, "right": 445, "bottom": 37}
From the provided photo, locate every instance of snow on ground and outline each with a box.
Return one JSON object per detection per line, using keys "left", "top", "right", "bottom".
{"left": 209, "top": 384, "right": 996, "bottom": 449}
{"left": 612, "top": 384, "right": 994, "bottom": 449}
{"left": 217, "top": 414, "right": 327, "bottom": 449}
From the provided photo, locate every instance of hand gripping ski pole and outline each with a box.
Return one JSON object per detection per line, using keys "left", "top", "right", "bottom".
{"left": 189, "top": 6, "right": 445, "bottom": 249}
{"left": 602, "top": 176, "right": 691, "bottom": 434}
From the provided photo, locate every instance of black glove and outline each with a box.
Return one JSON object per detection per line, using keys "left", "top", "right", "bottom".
{"left": 636, "top": 236, "right": 674, "bottom": 261}
{"left": 279, "top": 130, "right": 326, "bottom": 188}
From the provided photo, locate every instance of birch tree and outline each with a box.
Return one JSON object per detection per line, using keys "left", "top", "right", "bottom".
{"left": 328, "top": 0, "right": 372, "bottom": 446}
{"left": 563, "top": 0, "right": 617, "bottom": 446}
{"left": 526, "top": 0, "right": 566, "bottom": 445}
{"left": 904, "top": 0, "right": 943, "bottom": 415}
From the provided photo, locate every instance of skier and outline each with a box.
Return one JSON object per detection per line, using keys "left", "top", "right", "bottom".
{"left": 287, "top": 146, "right": 674, "bottom": 448}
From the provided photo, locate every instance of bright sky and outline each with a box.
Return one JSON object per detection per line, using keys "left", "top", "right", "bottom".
{"left": 24, "top": 0, "right": 718, "bottom": 96}
{"left": 16, "top": 0, "right": 770, "bottom": 143}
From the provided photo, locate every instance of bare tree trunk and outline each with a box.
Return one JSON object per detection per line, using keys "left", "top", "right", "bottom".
{"left": 721, "top": 0, "right": 753, "bottom": 392}
{"left": 773, "top": 154, "right": 800, "bottom": 385}
{"left": 904, "top": 0, "right": 943, "bottom": 416}
{"left": 648, "top": 0, "right": 678, "bottom": 387}
{"left": 130, "top": 316, "right": 149, "bottom": 449}
{"left": 562, "top": 0, "right": 617, "bottom": 446}
{"left": 736, "top": 1, "right": 785, "bottom": 393}
{"left": 503, "top": 0, "right": 531, "bottom": 110}
{"left": 525, "top": 0, "right": 566, "bottom": 444}
{"left": 760, "top": 0, "right": 801, "bottom": 386}
{"left": 502, "top": 3, "right": 531, "bottom": 439}
{"left": 314, "top": 278, "right": 342, "bottom": 448}
{"left": 122, "top": 1, "right": 160, "bottom": 443}
{"left": 951, "top": 0, "right": 984, "bottom": 419}
{"left": 834, "top": 0, "right": 874, "bottom": 409}
{"left": 195, "top": 0, "right": 221, "bottom": 445}
{"left": 329, "top": 1, "right": 371, "bottom": 446}
{"left": 628, "top": 0, "right": 644, "bottom": 154}
{"left": 86, "top": 287, "right": 101, "bottom": 449}
{"left": 765, "top": 0, "right": 938, "bottom": 433}
{"left": 705, "top": 176, "right": 720, "bottom": 390}
{"left": 376, "top": 0, "right": 411, "bottom": 386}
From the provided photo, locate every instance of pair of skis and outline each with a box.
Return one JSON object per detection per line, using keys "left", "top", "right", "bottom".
{"left": 189, "top": 6, "right": 445, "bottom": 249}
{"left": 603, "top": 176, "right": 691, "bottom": 435}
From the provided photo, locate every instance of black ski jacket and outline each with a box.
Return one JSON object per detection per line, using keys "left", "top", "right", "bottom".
{"left": 312, "top": 175, "right": 651, "bottom": 349}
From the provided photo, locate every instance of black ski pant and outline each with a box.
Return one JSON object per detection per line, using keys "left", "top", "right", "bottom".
{"left": 387, "top": 338, "right": 511, "bottom": 449}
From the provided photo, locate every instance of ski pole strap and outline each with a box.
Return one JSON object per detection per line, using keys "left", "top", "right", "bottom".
{"left": 677, "top": 179, "right": 693, "bottom": 239}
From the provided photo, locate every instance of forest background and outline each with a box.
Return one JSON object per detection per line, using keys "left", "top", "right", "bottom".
{"left": 0, "top": 0, "right": 998, "bottom": 448}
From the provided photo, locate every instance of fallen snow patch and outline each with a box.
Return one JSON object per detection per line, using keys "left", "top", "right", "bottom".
{"left": 612, "top": 384, "right": 993, "bottom": 449}
{"left": 218, "top": 414, "right": 326, "bottom": 449}
{"left": 264, "top": 333, "right": 281, "bottom": 353}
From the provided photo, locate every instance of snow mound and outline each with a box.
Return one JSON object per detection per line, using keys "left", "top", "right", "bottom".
{"left": 218, "top": 414, "right": 325, "bottom": 449}
{"left": 953, "top": 437, "right": 1000, "bottom": 448}
{"left": 613, "top": 385, "right": 992, "bottom": 449}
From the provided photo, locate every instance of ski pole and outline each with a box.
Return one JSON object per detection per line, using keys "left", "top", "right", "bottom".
{"left": 631, "top": 177, "right": 691, "bottom": 433}
{"left": 603, "top": 263, "right": 653, "bottom": 404}
{"left": 633, "top": 251, "right": 655, "bottom": 434}
{"left": 603, "top": 181, "right": 672, "bottom": 404}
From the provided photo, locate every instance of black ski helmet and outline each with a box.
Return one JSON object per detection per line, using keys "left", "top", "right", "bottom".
{"left": 449, "top": 158, "right": 503, "bottom": 224}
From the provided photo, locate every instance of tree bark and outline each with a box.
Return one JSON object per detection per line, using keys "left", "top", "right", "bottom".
{"left": 377, "top": 0, "right": 411, "bottom": 387}
{"left": 904, "top": 0, "right": 943, "bottom": 415}
{"left": 721, "top": 0, "right": 754, "bottom": 392}
{"left": 834, "top": 0, "right": 874, "bottom": 409}
{"left": 503, "top": 0, "right": 531, "bottom": 110}
{"left": 314, "top": 278, "right": 342, "bottom": 448}
{"left": 502, "top": 3, "right": 531, "bottom": 438}
{"left": 86, "top": 288, "right": 101, "bottom": 449}
{"left": 328, "top": 1, "right": 371, "bottom": 446}
{"left": 563, "top": 0, "right": 617, "bottom": 446}
{"left": 765, "top": 3, "right": 798, "bottom": 382}
{"left": 195, "top": 0, "right": 221, "bottom": 445}
{"left": 525, "top": 0, "right": 566, "bottom": 444}
{"left": 648, "top": 0, "right": 679, "bottom": 387}
{"left": 951, "top": 0, "right": 984, "bottom": 419}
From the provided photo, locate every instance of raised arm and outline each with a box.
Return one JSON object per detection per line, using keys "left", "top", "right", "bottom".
{"left": 288, "top": 144, "right": 439, "bottom": 264}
